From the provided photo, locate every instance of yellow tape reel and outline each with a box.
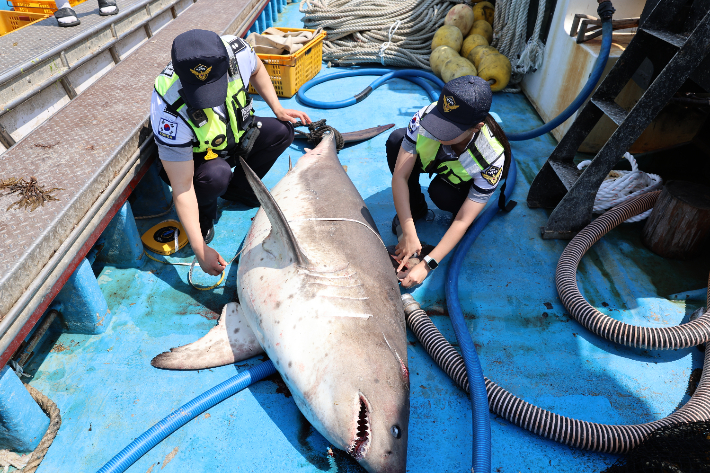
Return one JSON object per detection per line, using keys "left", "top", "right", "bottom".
{"left": 141, "top": 219, "right": 189, "bottom": 256}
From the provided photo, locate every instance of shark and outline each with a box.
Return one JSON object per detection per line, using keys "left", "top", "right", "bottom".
{"left": 152, "top": 132, "right": 410, "bottom": 473}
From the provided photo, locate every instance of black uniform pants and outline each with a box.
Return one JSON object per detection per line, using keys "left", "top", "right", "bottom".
{"left": 161, "top": 116, "right": 294, "bottom": 230}
{"left": 386, "top": 127, "right": 469, "bottom": 215}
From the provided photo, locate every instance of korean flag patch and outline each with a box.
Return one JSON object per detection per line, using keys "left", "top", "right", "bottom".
{"left": 158, "top": 117, "right": 178, "bottom": 140}
{"left": 481, "top": 164, "right": 503, "bottom": 186}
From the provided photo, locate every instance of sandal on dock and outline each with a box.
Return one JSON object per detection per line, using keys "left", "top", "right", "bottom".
{"left": 54, "top": 7, "right": 81, "bottom": 27}
{"left": 98, "top": 0, "right": 119, "bottom": 16}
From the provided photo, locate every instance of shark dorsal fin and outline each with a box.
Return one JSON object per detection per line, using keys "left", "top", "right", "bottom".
{"left": 240, "top": 157, "right": 309, "bottom": 266}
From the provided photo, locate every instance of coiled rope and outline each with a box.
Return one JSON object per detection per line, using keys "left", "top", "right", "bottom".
{"left": 577, "top": 152, "right": 662, "bottom": 223}
{"left": 299, "top": 0, "right": 463, "bottom": 69}
{"left": 18, "top": 384, "right": 61, "bottom": 473}
{"left": 294, "top": 119, "right": 345, "bottom": 150}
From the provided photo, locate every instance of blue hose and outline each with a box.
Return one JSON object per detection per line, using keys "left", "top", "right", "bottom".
{"left": 96, "top": 361, "right": 276, "bottom": 473}
{"left": 297, "top": 68, "right": 444, "bottom": 108}
{"left": 506, "top": 21, "right": 613, "bottom": 141}
{"left": 445, "top": 158, "right": 517, "bottom": 473}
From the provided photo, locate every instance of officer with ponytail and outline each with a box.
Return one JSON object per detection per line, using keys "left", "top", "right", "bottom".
{"left": 387, "top": 75, "right": 512, "bottom": 288}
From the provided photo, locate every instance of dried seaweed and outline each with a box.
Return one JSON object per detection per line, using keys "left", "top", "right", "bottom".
{"left": 0, "top": 176, "right": 63, "bottom": 211}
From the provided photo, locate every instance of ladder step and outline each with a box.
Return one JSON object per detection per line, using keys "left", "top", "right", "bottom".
{"left": 549, "top": 160, "right": 582, "bottom": 191}
{"left": 642, "top": 28, "right": 687, "bottom": 48}
{"left": 591, "top": 98, "right": 628, "bottom": 126}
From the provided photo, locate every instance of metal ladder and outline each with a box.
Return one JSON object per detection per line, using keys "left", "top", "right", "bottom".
{"left": 527, "top": 0, "right": 710, "bottom": 239}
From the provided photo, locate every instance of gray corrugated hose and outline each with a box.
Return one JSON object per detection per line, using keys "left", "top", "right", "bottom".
{"left": 403, "top": 191, "right": 710, "bottom": 453}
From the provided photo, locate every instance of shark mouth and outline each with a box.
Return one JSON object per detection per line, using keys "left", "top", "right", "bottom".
{"left": 348, "top": 394, "right": 371, "bottom": 460}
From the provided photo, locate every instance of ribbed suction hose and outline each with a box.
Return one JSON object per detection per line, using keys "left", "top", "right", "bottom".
{"left": 557, "top": 191, "right": 710, "bottom": 349}
{"left": 402, "top": 294, "right": 710, "bottom": 453}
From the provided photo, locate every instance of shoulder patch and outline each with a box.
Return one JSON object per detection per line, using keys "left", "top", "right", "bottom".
{"left": 161, "top": 61, "right": 174, "bottom": 78}
{"left": 228, "top": 38, "right": 247, "bottom": 56}
{"left": 158, "top": 117, "right": 179, "bottom": 141}
{"left": 481, "top": 164, "right": 503, "bottom": 186}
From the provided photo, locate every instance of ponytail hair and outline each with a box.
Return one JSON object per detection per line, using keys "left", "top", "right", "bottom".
{"left": 484, "top": 113, "right": 514, "bottom": 211}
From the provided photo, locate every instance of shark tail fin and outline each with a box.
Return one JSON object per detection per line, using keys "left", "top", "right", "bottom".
{"left": 240, "top": 158, "right": 310, "bottom": 266}
{"left": 151, "top": 303, "right": 263, "bottom": 370}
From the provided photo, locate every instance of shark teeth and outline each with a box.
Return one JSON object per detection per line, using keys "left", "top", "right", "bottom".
{"left": 348, "top": 394, "right": 371, "bottom": 460}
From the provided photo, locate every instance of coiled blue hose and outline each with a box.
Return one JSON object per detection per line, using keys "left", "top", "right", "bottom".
{"left": 506, "top": 21, "right": 613, "bottom": 141}
{"left": 297, "top": 68, "right": 444, "bottom": 108}
{"left": 445, "top": 158, "right": 517, "bottom": 473}
{"left": 96, "top": 361, "right": 276, "bottom": 473}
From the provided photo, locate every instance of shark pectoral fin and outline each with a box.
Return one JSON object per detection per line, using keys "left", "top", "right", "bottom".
{"left": 240, "top": 157, "right": 309, "bottom": 267}
{"left": 151, "top": 302, "right": 263, "bottom": 370}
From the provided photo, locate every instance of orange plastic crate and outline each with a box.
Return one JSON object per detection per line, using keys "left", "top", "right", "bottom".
{"left": 10, "top": 0, "right": 86, "bottom": 15}
{"left": 248, "top": 28, "right": 326, "bottom": 98}
{"left": 0, "top": 10, "right": 47, "bottom": 36}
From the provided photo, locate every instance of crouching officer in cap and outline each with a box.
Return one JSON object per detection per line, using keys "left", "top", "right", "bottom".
{"left": 387, "top": 75, "right": 512, "bottom": 288}
{"left": 151, "top": 29, "right": 311, "bottom": 276}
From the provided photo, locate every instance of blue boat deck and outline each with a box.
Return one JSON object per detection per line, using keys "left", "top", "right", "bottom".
{"left": 19, "top": 4, "right": 709, "bottom": 472}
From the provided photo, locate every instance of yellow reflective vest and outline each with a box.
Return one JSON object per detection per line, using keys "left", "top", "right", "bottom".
{"left": 416, "top": 105, "right": 504, "bottom": 189}
{"left": 153, "top": 38, "right": 253, "bottom": 160}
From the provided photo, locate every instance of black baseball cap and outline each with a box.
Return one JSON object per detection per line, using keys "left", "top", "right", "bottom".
{"left": 171, "top": 29, "right": 229, "bottom": 109}
{"left": 420, "top": 75, "right": 492, "bottom": 142}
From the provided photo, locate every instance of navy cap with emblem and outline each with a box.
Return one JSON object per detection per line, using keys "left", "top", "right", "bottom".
{"left": 171, "top": 29, "right": 229, "bottom": 109}
{"left": 420, "top": 75, "right": 492, "bottom": 142}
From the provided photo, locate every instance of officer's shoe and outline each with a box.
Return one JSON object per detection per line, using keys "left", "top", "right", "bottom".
{"left": 391, "top": 203, "right": 429, "bottom": 236}
{"left": 202, "top": 225, "right": 215, "bottom": 245}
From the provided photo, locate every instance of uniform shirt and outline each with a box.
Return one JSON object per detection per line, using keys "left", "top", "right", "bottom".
{"left": 401, "top": 104, "right": 504, "bottom": 204}
{"left": 150, "top": 35, "right": 259, "bottom": 162}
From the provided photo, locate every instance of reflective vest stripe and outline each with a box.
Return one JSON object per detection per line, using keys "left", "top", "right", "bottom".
{"left": 458, "top": 150, "right": 480, "bottom": 177}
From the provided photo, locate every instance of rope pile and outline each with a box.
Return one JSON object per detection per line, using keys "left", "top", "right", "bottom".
{"left": 492, "top": 0, "right": 547, "bottom": 90}
{"left": 577, "top": 152, "right": 662, "bottom": 223}
{"left": 299, "top": 0, "right": 463, "bottom": 69}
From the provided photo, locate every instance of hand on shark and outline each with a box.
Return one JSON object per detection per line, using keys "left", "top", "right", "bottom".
{"left": 398, "top": 261, "right": 431, "bottom": 288}
{"left": 394, "top": 232, "right": 422, "bottom": 273}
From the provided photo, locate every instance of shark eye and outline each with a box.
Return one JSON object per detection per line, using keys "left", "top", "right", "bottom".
{"left": 391, "top": 425, "right": 401, "bottom": 439}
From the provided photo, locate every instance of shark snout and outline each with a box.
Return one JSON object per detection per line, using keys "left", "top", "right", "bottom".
{"left": 348, "top": 392, "right": 408, "bottom": 473}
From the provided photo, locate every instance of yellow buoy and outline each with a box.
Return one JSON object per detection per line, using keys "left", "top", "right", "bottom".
{"left": 431, "top": 25, "right": 463, "bottom": 52}
{"left": 461, "top": 34, "right": 488, "bottom": 58}
{"left": 430, "top": 45, "right": 460, "bottom": 77}
{"left": 441, "top": 57, "right": 477, "bottom": 83}
{"left": 472, "top": 1, "right": 494, "bottom": 26}
{"left": 467, "top": 44, "right": 498, "bottom": 69}
{"left": 477, "top": 53, "right": 512, "bottom": 92}
{"left": 469, "top": 19, "right": 493, "bottom": 44}
{"left": 444, "top": 4, "right": 475, "bottom": 36}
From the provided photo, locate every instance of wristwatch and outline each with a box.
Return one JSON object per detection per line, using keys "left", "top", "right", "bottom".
{"left": 423, "top": 255, "right": 438, "bottom": 270}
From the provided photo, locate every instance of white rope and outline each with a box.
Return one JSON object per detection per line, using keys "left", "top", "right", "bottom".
{"left": 492, "top": 0, "right": 547, "bottom": 86}
{"left": 299, "top": 0, "right": 463, "bottom": 69}
{"left": 578, "top": 152, "right": 663, "bottom": 223}
{"left": 379, "top": 20, "right": 402, "bottom": 65}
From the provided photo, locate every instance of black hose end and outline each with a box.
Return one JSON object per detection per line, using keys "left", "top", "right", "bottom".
{"left": 597, "top": 0, "right": 615, "bottom": 21}
{"left": 354, "top": 87, "right": 373, "bottom": 103}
